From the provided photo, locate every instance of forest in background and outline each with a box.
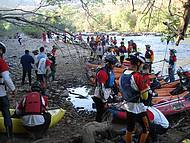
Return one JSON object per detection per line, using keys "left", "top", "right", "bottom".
{"left": 0, "top": 0, "right": 189, "bottom": 38}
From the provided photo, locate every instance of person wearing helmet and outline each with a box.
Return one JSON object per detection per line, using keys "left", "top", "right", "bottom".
{"left": 119, "top": 52, "right": 150, "bottom": 143}
{"left": 0, "top": 42, "right": 16, "bottom": 143}
{"left": 164, "top": 49, "right": 177, "bottom": 82}
{"left": 145, "top": 45, "right": 154, "bottom": 73}
{"left": 92, "top": 55, "right": 118, "bottom": 122}
{"left": 16, "top": 81, "right": 51, "bottom": 139}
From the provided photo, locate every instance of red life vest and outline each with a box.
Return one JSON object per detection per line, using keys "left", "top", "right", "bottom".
{"left": 24, "top": 92, "right": 45, "bottom": 115}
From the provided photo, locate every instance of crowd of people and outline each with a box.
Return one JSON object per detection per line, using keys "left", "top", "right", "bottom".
{"left": 0, "top": 40, "right": 58, "bottom": 142}
{"left": 92, "top": 52, "right": 170, "bottom": 143}
{"left": 0, "top": 32, "right": 178, "bottom": 143}
{"left": 88, "top": 34, "right": 177, "bottom": 143}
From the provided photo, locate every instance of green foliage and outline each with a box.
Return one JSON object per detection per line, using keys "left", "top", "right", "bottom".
{"left": 22, "top": 26, "right": 43, "bottom": 38}
{"left": 0, "top": 22, "right": 16, "bottom": 37}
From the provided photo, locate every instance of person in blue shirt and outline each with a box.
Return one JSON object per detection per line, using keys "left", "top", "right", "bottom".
{"left": 20, "top": 50, "right": 35, "bottom": 86}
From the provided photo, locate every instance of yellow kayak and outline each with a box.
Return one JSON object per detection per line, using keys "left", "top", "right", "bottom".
{"left": 0, "top": 108, "right": 66, "bottom": 133}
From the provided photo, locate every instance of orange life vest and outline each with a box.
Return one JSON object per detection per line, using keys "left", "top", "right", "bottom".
{"left": 23, "top": 92, "right": 45, "bottom": 115}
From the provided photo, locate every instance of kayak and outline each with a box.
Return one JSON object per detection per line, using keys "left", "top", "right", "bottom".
{"left": 85, "top": 61, "right": 190, "bottom": 105}
{"left": 0, "top": 108, "right": 65, "bottom": 134}
{"left": 105, "top": 93, "right": 190, "bottom": 121}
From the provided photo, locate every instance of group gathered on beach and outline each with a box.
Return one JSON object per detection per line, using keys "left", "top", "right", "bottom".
{"left": 0, "top": 31, "right": 180, "bottom": 143}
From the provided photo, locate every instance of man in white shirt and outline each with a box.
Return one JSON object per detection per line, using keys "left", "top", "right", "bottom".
{"left": 146, "top": 106, "right": 169, "bottom": 142}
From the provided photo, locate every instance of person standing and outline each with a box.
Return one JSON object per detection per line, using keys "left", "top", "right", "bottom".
{"left": 145, "top": 45, "right": 154, "bottom": 73}
{"left": 118, "top": 42, "right": 127, "bottom": 65}
{"left": 106, "top": 35, "right": 109, "bottom": 45}
{"left": 0, "top": 42, "right": 16, "bottom": 143}
{"left": 16, "top": 33, "right": 22, "bottom": 45}
{"left": 119, "top": 52, "right": 149, "bottom": 143}
{"left": 47, "top": 53, "right": 56, "bottom": 81}
{"left": 42, "top": 32, "right": 46, "bottom": 46}
{"left": 164, "top": 49, "right": 177, "bottom": 82}
{"left": 89, "top": 37, "right": 96, "bottom": 57}
{"left": 92, "top": 55, "right": 118, "bottom": 122}
{"left": 36, "top": 47, "right": 49, "bottom": 91}
{"left": 20, "top": 50, "right": 35, "bottom": 86}
{"left": 87, "top": 36, "right": 90, "bottom": 44}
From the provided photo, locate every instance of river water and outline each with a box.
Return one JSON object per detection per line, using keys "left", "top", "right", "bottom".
{"left": 70, "top": 35, "right": 190, "bottom": 111}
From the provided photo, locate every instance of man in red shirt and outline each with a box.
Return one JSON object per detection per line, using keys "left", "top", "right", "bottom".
{"left": 119, "top": 52, "right": 149, "bottom": 143}
{"left": 0, "top": 42, "right": 16, "bottom": 143}
{"left": 92, "top": 55, "right": 118, "bottom": 122}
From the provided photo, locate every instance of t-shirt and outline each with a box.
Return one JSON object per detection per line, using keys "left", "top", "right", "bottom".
{"left": 147, "top": 106, "right": 169, "bottom": 128}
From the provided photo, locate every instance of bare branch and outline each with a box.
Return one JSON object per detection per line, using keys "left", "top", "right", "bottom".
{"left": 140, "top": 0, "right": 155, "bottom": 23}
{"left": 80, "top": 0, "right": 101, "bottom": 25}
{"left": 131, "top": 0, "right": 135, "bottom": 12}
{"left": 168, "top": 0, "right": 173, "bottom": 16}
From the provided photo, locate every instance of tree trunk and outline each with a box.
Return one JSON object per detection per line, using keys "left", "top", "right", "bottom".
{"left": 176, "top": 0, "right": 190, "bottom": 46}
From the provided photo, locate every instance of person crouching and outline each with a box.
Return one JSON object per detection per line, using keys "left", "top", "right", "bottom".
{"left": 16, "top": 82, "right": 51, "bottom": 139}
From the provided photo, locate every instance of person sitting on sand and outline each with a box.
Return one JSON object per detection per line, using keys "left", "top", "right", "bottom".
{"left": 16, "top": 82, "right": 51, "bottom": 139}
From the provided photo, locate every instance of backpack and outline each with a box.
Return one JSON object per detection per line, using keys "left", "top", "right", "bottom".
{"left": 119, "top": 71, "right": 141, "bottom": 102}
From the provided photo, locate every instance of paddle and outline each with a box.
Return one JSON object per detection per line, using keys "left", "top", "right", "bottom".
{"left": 153, "top": 59, "right": 165, "bottom": 64}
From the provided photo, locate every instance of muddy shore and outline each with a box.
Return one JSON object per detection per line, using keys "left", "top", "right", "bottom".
{"left": 0, "top": 38, "right": 190, "bottom": 143}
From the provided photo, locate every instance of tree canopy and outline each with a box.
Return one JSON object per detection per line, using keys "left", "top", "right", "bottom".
{"left": 0, "top": 0, "right": 190, "bottom": 45}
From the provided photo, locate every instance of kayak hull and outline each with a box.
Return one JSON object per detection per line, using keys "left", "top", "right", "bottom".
{"left": 0, "top": 108, "right": 65, "bottom": 134}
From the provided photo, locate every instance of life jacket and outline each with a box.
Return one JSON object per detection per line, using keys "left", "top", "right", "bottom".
{"left": 96, "top": 66, "right": 115, "bottom": 88}
{"left": 23, "top": 92, "right": 45, "bottom": 115}
{"left": 119, "top": 70, "right": 141, "bottom": 103}
{"left": 169, "top": 55, "right": 176, "bottom": 65}
{"left": 145, "top": 50, "right": 154, "bottom": 62}
{"left": 0, "top": 58, "right": 8, "bottom": 86}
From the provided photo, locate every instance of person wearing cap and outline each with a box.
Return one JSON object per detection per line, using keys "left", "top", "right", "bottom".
{"left": 145, "top": 45, "right": 154, "bottom": 73}
{"left": 16, "top": 81, "right": 51, "bottom": 139}
{"left": 0, "top": 42, "right": 16, "bottom": 143}
{"left": 164, "top": 49, "right": 177, "bottom": 82}
{"left": 20, "top": 50, "right": 35, "bottom": 86}
{"left": 119, "top": 52, "right": 150, "bottom": 143}
{"left": 92, "top": 55, "right": 118, "bottom": 122}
